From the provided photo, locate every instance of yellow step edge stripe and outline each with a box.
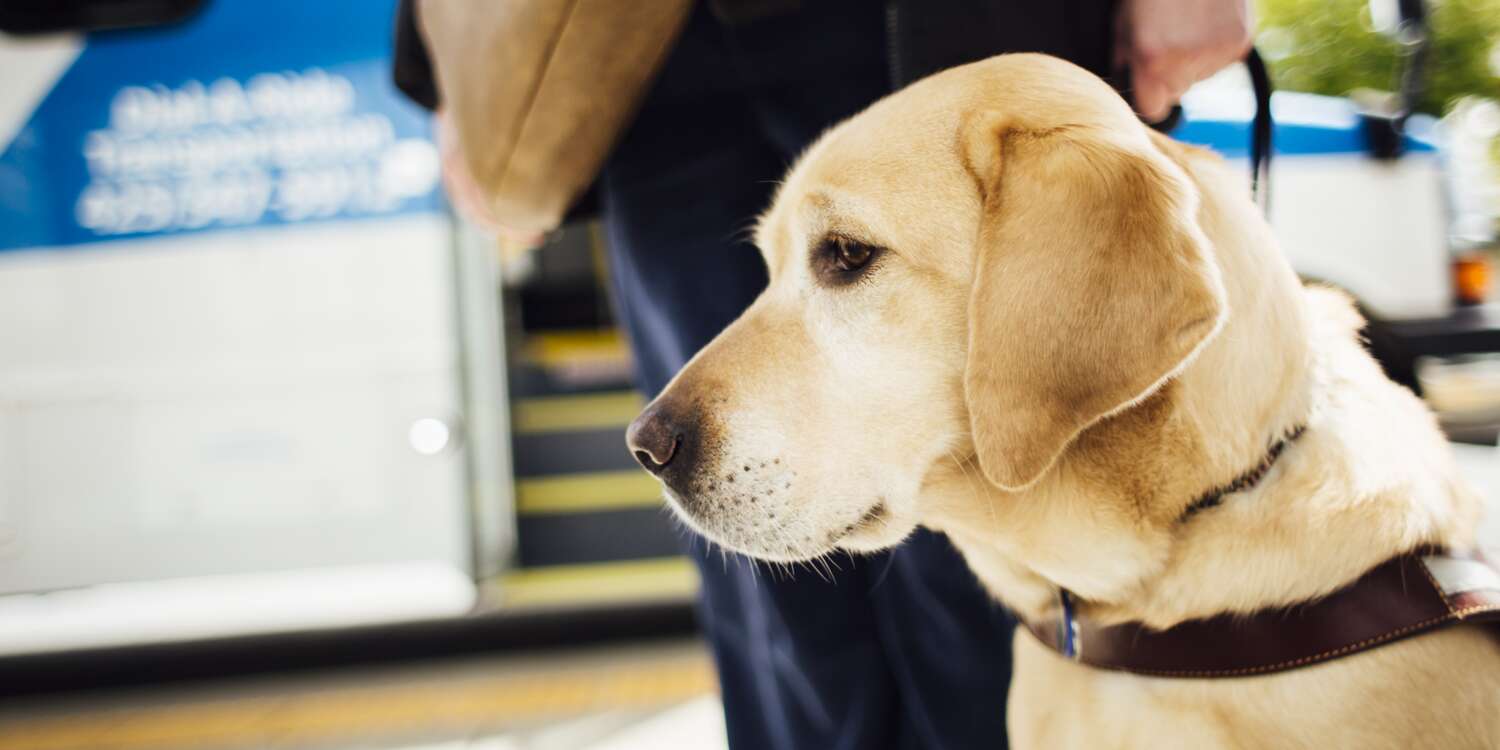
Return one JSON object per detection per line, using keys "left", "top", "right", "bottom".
{"left": 516, "top": 470, "right": 663, "bottom": 515}
{"left": 521, "top": 331, "right": 631, "bottom": 368}
{"left": 528, "top": 329, "right": 628, "bottom": 353}
{"left": 513, "top": 391, "right": 644, "bottom": 434}
{"left": 0, "top": 650, "right": 715, "bottom": 750}
{"left": 496, "top": 556, "right": 699, "bottom": 609}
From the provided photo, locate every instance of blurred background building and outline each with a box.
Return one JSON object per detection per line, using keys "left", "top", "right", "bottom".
{"left": 0, "top": 0, "right": 1498, "bottom": 748}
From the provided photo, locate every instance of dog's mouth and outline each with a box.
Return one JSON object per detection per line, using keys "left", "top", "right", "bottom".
{"left": 833, "top": 501, "right": 889, "bottom": 542}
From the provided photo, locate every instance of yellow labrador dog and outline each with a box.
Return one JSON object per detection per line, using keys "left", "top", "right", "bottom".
{"left": 627, "top": 54, "right": 1500, "bottom": 747}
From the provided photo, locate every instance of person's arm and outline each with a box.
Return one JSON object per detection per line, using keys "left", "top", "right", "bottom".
{"left": 1116, "top": 0, "right": 1254, "bottom": 122}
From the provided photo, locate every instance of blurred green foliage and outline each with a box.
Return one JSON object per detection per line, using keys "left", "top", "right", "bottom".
{"left": 1257, "top": 0, "right": 1500, "bottom": 115}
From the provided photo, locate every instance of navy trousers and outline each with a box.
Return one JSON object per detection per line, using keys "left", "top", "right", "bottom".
{"left": 599, "top": 4, "right": 1018, "bottom": 748}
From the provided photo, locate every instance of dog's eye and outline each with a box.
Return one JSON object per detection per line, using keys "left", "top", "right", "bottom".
{"left": 833, "top": 240, "right": 873, "bottom": 272}
{"left": 814, "top": 235, "right": 882, "bottom": 285}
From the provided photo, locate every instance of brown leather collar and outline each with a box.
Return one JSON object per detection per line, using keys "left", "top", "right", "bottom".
{"left": 1024, "top": 549, "right": 1500, "bottom": 677}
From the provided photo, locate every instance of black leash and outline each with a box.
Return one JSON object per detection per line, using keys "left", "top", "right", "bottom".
{"left": 1246, "top": 47, "right": 1274, "bottom": 213}
{"left": 1136, "top": 49, "right": 1274, "bottom": 213}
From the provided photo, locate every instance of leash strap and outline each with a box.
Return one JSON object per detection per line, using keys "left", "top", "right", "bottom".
{"left": 1024, "top": 550, "right": 1500, "bottom": 678}
{"left": 1246, "top": 47, "right": 1273, "bottom": 212}
{"left": 1145, "top": 50, "right": 1273, "bottom": 207}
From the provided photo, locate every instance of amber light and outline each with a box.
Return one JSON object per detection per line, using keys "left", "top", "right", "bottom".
{"left": 1454, "top": 253, "right": 1493, "bottom": 306}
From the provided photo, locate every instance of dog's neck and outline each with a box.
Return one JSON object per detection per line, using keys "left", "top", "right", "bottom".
{"left": 922, "top": 149, "right": 1478, "bottom": 628}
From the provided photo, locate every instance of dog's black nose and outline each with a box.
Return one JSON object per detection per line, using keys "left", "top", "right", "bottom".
{"left": 627, "top": 404, "right": 684, "bottom": 475}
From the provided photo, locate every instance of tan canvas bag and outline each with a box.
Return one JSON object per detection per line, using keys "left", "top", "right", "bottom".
{"left": 418, "top": 0, "right": 694, "bottom": 232}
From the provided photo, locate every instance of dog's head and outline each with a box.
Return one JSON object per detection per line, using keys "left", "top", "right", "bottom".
{"left": 627, "top": 54, "right": 1227, "bottom": 562}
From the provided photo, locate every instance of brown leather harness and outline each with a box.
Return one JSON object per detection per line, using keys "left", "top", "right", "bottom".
{"left": 1022, "top": 429, "right": 1500, "bottom": 678}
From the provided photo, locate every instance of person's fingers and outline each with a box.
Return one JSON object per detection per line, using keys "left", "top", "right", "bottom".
{"left": 1132, "top": 67, "right": 1174, "bottom": 123}
{"left": 441, "top": 157, "right": 550, "bottom": 257}
{"left": 434, "top": 109, "right": 509, "bottom": 235}
{"left": 1135, "top": 42, "right": 1225, "bottom": 121}
{"left": 1163, "top": 63, "right": 1199, "bottom": 107}
{"left": 498, "top": 225, "right": 548, "bottom": 248}
{"left": 1118, "top": 0, "right": 1253, "bottom": 119}
{"left": 440, "top": 158, "right": 502, "bottom": 235}
{"left": 446, "top": 168, "right": 548, "bottom": 251}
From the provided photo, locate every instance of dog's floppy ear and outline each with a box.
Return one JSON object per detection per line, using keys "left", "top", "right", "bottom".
{"left": 960, "top": 114, "right": 1227, "bottom": 491}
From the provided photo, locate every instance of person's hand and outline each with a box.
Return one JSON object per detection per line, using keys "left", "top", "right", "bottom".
{"left": 1116, "top": 0, "right": 1254, "bottom": 122}
{"left": 434, "top": 109, "right": 547, "bottom": 252}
